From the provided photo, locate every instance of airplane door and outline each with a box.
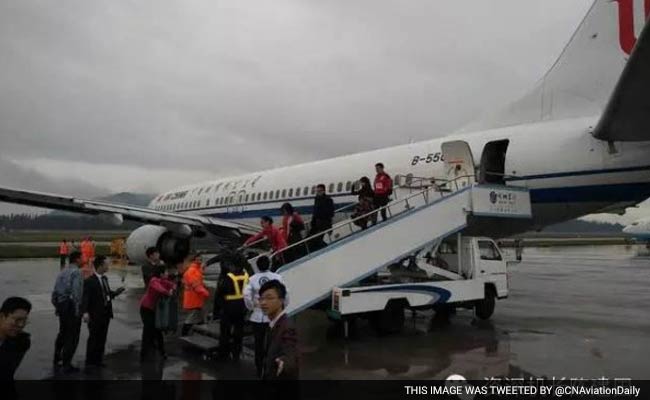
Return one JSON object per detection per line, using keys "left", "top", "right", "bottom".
{"left": 441, "top": 140, "right": 476, "bottom": 189}
{"left": 226, "top": 191, "right": 237, "bottom": 214}
{"left": 237, "top": 190, "right": 247, "bottom": 214}
{"left": 479, "top": 140, "right": 509, "bottom": 185}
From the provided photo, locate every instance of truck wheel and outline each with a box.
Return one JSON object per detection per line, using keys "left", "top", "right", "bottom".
{"left": 371, "top": 302, "right": 405, "bottom": 334}
{"left": 475, "top": 288, "right": 496, "bottom": 320}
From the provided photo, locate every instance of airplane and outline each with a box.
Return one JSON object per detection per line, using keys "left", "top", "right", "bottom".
{"left": 623, "top": 217, "right": 650, "bottom": 241}
{"left": 1, "top": 0, "right": 650, "bottom": 267}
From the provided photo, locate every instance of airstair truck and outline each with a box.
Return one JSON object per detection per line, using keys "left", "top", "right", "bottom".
{"left": 330, "top": 234, "right": 511, "bottom": 334}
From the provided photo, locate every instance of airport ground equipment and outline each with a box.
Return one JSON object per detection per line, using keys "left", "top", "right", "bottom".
{"left": 329, "top": 235, "right": 510, "bottom": 334}
{"left": 180, "top": 176, "right": 531, "bottom": 350}
{"left": 262, "top": 178, "right": 531, "bottom": 317}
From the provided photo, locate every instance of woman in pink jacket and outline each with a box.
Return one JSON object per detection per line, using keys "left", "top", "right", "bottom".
{"left": 140, "top": 265, "right": 176, "bottom": 361}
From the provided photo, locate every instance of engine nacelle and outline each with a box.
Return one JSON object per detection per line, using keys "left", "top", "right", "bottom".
{"left": 126, "top": 225, "right": 191, "bottom": 266}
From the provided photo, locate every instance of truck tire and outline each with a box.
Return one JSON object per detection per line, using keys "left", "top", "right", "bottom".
{"left": 371, "top": 301, "right": 405, "bottom": 334}
{"left": 475, "top": 288, "right": 496, "bottom": 320}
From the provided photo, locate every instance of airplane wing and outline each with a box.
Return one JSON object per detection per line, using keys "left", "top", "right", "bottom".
{"left": 594, "top": 16, "right": 650, "bottom": 141}
{"left": 0, "top": 186, "right": 258, "bottom": 240}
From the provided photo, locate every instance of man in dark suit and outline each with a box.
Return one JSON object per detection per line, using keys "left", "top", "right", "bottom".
{"left": 81, "top": 256, "right": 125, "bottom": 368}
{"left": 258, "top": 280, "right": 299, "bottom": 380}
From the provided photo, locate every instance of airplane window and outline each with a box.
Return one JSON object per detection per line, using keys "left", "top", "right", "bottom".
{"left": 337, "top": 182, "right": 343, "bottom": 192}
{"left": 256, "top": 193, "right": 260, "bottom": 201}
{"left": 275, "top": 190, "right": 280, "bottom": 199}
{"left": 269, "top": 191, "right": 274, "bottom": 200}
{"left": 245, "top": 194, "right": 249, "bottom": 202}
{"left": 206, "top": 199, "right": 210, "bottom": 206}
{"left": 264, "top": 192, "right": 268, "bottom": 200}
{"left": 282, "top": 189, "right": 287, "bottom": 198}
{"left": 346, "top": 181, "right": 352, "bottom": 191}
{"left": 289, "top": 188, "right": 293, "bottom": 197}
{"left": 395, "top": 175, "right": 401, "bottom": 186}
{"left": 311, "top": 186, "right": 316, "bottom": 195}
{"left": 328, "top": 183, "right": 334, "bottom": 193}
{"left": 295, "top": 188, "right": 301, "bottom": 197}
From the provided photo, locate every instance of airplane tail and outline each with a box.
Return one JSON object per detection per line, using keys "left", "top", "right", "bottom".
{"left": 467, "top": 0, "right": 649, "bottom": 130}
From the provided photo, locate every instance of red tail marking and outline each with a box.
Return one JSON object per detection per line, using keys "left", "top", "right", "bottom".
{"left": 616, "top": 0, "right": 650, "bottom": 55}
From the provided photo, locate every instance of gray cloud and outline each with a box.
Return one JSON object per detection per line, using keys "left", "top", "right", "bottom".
{"left": 1, "top": 0, "right": 592, "bottom": 200}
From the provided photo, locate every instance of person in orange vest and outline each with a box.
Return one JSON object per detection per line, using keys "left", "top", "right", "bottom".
{"left": 80, "top": 237, "right": 95, "bottom": 279}
{"left": 80, "top": 237, "right": 91, "bottom": 268}
{"left": 58, "top": 239, "right": 70, "bottom": 270}
{"left": 181, "top": 254, "right": 210, "bottom": 335}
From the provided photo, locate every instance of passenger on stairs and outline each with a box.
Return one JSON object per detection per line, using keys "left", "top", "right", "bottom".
{"left": 244, "top": 216, "right": 288, "bottom": 270}
{"left": 280, "top": 203, "right": 306, "bottom": 263}
{"left": 181, "top": 254, "right": 210, "bottom": 335}
{"left": 308, "top": 184, "right": 334, "bottom": 252}
{"left": 373, "top": 163, "right": 393, "bottom": 224}
{"left": 351, "top": 176, "right": 375, "bottom": 229}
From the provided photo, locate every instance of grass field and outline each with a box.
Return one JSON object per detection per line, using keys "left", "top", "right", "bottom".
{"left": 0, "top": 244, "right": 112, "bottom": 259}
{"left": 0, "top": 230, "right": 130, "bottom": 243}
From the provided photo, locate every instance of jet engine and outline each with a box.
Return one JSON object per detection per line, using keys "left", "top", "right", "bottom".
{"left": 126, "top": 225, "right": 191, "bottom": 265}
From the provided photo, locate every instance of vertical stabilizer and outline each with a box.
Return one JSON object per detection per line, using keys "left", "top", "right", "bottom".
{"left": 468, "top": 0, "right": 649, "bottom": 130}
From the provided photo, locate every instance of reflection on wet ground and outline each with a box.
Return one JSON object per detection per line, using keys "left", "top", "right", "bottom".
{"left": 1, "top": 244, "right": 649, "bottom": 380}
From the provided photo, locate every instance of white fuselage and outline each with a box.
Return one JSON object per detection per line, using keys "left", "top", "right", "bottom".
{"left": 623, "top": 218, "right": 650, "bottom": 240}
{"left": 148, "top": 116, "right": 650, "bottom": 236}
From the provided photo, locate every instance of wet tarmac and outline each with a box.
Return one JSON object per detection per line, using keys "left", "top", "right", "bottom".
{"left": 2, "top": 244, "right": 649, "bottom": 381}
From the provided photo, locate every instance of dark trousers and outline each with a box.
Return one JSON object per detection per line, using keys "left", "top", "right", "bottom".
{"left": 219, "top": 303, "right": 246, "bottom": 358}
{"left": 140, "top": 307, "right": 164, "bottom": 359}
{"left": 59, "top": 255, "right": 67, "bottom": 269}
{"left": 373, "top": 195, "right": 390, "bottom": 222}
{"left": 251, "top": 321, "right": 268, "bottom": 377}
{"left": 86, "top": 316, "right": 110, "bottom": 365}
{"left": 308, "top": 219, "right": 331, "bottom": 252}
{"left": 54, "top": 304, "right": 81, "bottom": 366}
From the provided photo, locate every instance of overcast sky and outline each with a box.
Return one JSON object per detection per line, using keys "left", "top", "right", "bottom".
{"left": 2, "top": 0, "right": 644, "bottom": 222}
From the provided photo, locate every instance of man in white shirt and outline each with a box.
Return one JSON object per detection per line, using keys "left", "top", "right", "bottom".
{"left": 243, "top": 255, "right": 287, "bottom": 377}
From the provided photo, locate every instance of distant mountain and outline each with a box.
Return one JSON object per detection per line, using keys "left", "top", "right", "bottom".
{"left": 0, "top": 192, "right": 155, "bottom": 230}
{"left": 50, "top": 192, "right": 155, "bottom": 217}
{"left": 95, "top": 192, "right": 155, "bottom": 207}
{"left": 540, "top": 219, "right": 625, "bottom": 234}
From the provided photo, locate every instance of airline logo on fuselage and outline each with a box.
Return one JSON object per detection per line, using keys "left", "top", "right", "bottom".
{"left": 615, "top": 0, "right": 650, "bottom": 55}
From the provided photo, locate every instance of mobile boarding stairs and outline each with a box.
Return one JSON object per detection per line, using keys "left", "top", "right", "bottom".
{"left": 181, "top": 175, "right": 531, "bottom": 353}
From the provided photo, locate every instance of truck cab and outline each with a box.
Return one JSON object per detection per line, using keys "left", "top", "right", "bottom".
{"left": 330, "top": 235, "right": 509, "bottom": 334}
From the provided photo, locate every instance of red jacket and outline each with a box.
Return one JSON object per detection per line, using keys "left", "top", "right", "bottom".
{"left": 245, "top": 225, "right": 288, "bottom": 252}
{"left": 140, "top": 276, "right": 176, "bottom": 310}
{"left": 183, "top": 262, "right": 210, "bottom": 310}
{"left": 374, "top": 172, "right": 393, "bottom": 196}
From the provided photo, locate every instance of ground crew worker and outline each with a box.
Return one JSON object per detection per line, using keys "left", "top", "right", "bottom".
{"left": 80, "top": 237, "right": 95, "bottom": 278}
{"left": 243, "top": 256, "right": 288, "bottom": 377}
{"left": 181, "top": 254, "right": 210, "bottom": 335}
{"left": 373, "top": 162, "right": 393, "bottom": 223}
{"left": 214, "top": 262, "right": 249, "bottom": 361}
{"left": 58, "top": 239, "right": 70, "bottom": 270}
